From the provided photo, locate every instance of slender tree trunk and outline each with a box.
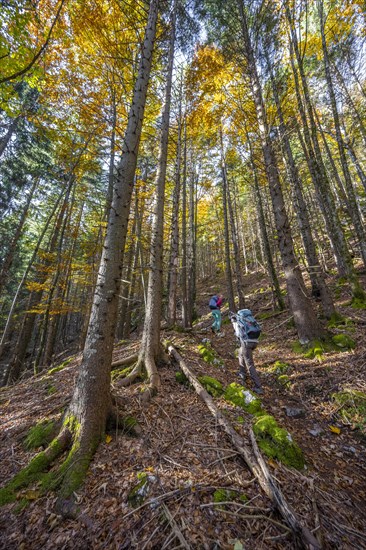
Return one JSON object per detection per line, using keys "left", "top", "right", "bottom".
{"left": 220, "top": 129, "right": 236, "bottom": 312}
{"left": 51, "top": 0, "right": 159, "bottom": 500}
{"left": 268, "top": 62, "right": 335, "bottom": 317}
{"left": 181, "top": 121, "right": 188, "bottom": 328}
{"left": 246, "top": 137, "right": 284, "bottom": 311}
{"left": 0, "top": 116, "right": 20, "bottom": 158}
{"left": 227, "top": 178, "right": 245, "bottom": 309}
{"left": 288, "top": 36, "right": 352, "bottom": 279}
{"left": 332, "top": 62, "right": 366, "bottom": 148}
{"left": 0, "top": 179, "right": 37, "bottom": 297}
{"left": 167, "top": 84, "right": 182, "bottom": 325}
{"left": 319, "top": 0, "right": 366, "bottom": 268}
{"left": 186, "top": 154, "right": 196, "bottom": 326}
{"left": 0, "top": 190, "right": 65, "bottom": 359}
{"left": 238, "top": 1, "right": 324, "bottom": 343}
{"left": 137, "top": 0, "right": 176, "bottom": 394}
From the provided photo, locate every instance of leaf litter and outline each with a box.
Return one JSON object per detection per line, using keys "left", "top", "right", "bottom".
{"left": 0, "top": 275, "right": 366, "bottom": 549}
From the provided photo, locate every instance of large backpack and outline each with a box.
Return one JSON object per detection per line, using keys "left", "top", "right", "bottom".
{"left": 236, "top": 309, "right": 261, "bottom": 341}
{"left": 209, "top": 296, "right": 218, "bottom": 309}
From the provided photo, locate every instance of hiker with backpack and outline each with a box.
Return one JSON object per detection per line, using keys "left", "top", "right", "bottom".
{"left": 230, "top": 309, "right": 263, "bottom": 395}
{"left": 209, "top": 294, "right": 224, "bottom": 334}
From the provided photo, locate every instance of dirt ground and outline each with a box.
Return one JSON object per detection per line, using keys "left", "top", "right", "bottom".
{"left": 1, "top": 272, "right": 366, "bottom": 549}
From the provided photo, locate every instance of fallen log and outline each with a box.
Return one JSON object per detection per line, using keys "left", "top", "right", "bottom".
{"left": 167, "top": 343, "right": 321, "bottom": 550}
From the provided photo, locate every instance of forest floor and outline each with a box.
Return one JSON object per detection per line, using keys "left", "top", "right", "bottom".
{"left": 1, "top": 271, "right": 366, "bottom": 549}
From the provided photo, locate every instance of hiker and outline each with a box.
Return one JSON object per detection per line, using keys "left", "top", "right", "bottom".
{"left": 209, "top": 294, "right": 223, "bottom": 334}
{"left": 230, "top": 309, "right": 263, "bottom": 395}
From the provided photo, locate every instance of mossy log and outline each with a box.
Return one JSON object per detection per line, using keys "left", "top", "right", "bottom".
{"left": 166, "top": 343, "right": 321, "bottom": 550}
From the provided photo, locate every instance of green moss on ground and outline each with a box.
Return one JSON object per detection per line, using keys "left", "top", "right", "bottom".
{"left": 224, "top": 383, "right": 262, "bottom": 414}
{"left": 327, "top": 312, "right": 347, "bottom": 328}
{"left": 198, "top": 375, "right": 224, "bottom": 397}
{"left": 277, "top": 375, "right": 291, "bottom": 387}
{"left": 119, "top": 416, "right": 138, "bottom": 435}
{"left": 198, "top": 340, "right": 224, "bottom": 367}
{"left": 253, "top": 414, "right": 304, "bottom": 469}
{"left": 24, "top": 420, "right": 56, "bottom": 450}
{"left": 332, "top": 334, "right": 355, "bottom": 350}
{"left": 212, "top": 489, "right": 248, "bottom": 509}
{"left": 175, "top": 371, "right": 189, "bottom": 385}
{"left": 351, "top": 298, "right": 366, "bottom": 309}
{"left": 128, "top": 471, "right": 155, "bottom": 507}
{"left": 112, "top": 366, "right": 133, "bottom": 381}
{"left": 292, "top": 334, "right": 355, "bottom": 362}
{"left": 47, "top": 357, "right": 73, "bottom": 375}
{"left": 0, "top": 437, "right": 66, "bottom": 506}
{"left": 332, "top": 389, "right": 366, "bottom": 433}
{"left": 270, "top": 361, "right": 290, "bottom": 374}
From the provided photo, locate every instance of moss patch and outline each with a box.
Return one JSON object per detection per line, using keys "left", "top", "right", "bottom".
{"left": 270, "top": 361, "right": 290, "bottom": 375}
{"left": 47, "top": 357, "right": 73, "bottom": 375}
{"left": 0, "top": 437, "right": 66, "bottom": 506}
{"left": 128, "top": 471, "right": 156, "bottom": 507}
{"left": 332, "top": 334, "right": 355, "bottom": 350}
{"left": 332, "top": 389, "right": 366, "bottom": 434}
{"left": 112, "top": 366, "right": 133, "bottom": 381}
{"left": 24, "top": 420, "right": 56, "bottom": 450}
{"left": 175, "top": 371, "right": 189, "bottom": 385}
{"left": 212, "top": 489, "right": 248, "bottom": 510}
{"left": 277, "top": 375, "right": 291, "bottom": 388}
{"left": 292, "top": 335, "right": 355, "bottom": 362}
{"left": 224, "top": 383, "right": 262, "bottom": 414}
{"left": 198, "top": 375, "right": 224, "bottom": 397}
{"left": 327, "top": 312, "right": 347, "bottom": 328}
{"left": 253, "top": 414, "right": 304, "bottom": 469}
{"left": 198, "top": 340, "right": 224, "bottom": 368}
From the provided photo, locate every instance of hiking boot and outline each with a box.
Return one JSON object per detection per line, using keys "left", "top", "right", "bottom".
{"left": 238, "top": 372, "right": 246, "bottom": 385}
{"left": 253, "top": 386, "right": 263, "bottom": 395}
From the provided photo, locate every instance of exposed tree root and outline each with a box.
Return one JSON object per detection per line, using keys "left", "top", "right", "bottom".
{"left": 166, "top": 343, "right": 321, "bottom": 550}
{"left": 0, "top": 409, "right": 114, "bottom": 516}
{"left": 119, "top": 348, "right": 162, "bottom": 401}
{"left": 111, "top": 353, "right": 139, "bottom": 370}
{"left": 0, "top": 428, "right": 71, "bottom": 506}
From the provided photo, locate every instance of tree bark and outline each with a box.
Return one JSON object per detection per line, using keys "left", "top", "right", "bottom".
{"left": 238, "top": 1, "right": 323, "bottom": 343}
{"left": 220, "top": 128, "right": 236, "bottom": 312}
{"left": 318, "top": 0, "right": 366, "bottom": 268}
{"left": 0, "top": 178, "right": 37, "bottom": 297}
{"left": 246, "top": 136, "right": 285, "bottom": 311}
{"left": 167, "top": 82, "right": 183, "bottom": 326}
{"left": 55, "top": 0, "right": 159, "bottom": 499}
{"left": 136, "top": 0, "right": 177, "bottom": 395}
{"left": 268, "top": 62, "right": 335, "bottom": 318}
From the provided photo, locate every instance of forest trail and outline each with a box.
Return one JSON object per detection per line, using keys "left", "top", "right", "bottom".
{"left": 1, "top": 272, "right": 366, "bottom": 549}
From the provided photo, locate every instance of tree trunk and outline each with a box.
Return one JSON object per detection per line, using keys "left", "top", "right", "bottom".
{"left": 246, "top": 136, "right": 285, "bottom": 311}
{"left": 181, "top": 121, "right": 188, "bottom": 328}
{"left": 287, "top": 8, "right": 360, "bottom": 296}
{"left": 227, "top": 177, "right": 246, "bottom": 309}
{"left": 238, "top": 1, "right": 324, "bottom": 343}
{"left": 220, "top": 129, "right": 236, "bottom": 312}
{"left": 0, "top": 189, "right": 65, "bottom": 360}
{"left": 268, "top": 61, "right": 335, "bottom": 318}
{"left": 319, "top": 0, "right": 366, "bottom": 268}
{"left": 136, "top": 0, "right": 176, "bottom": 395}
{"left": 54, "top": 0, "right": 159, "bottom": 499}
{"left": 167, "top": 83, "right": 182, "bottom": 326}
{"left": 0, "top": 116, "right": 20, "bottom": 158}
{"left": 0, "top": 179, "right": 37, "bottom": 297}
